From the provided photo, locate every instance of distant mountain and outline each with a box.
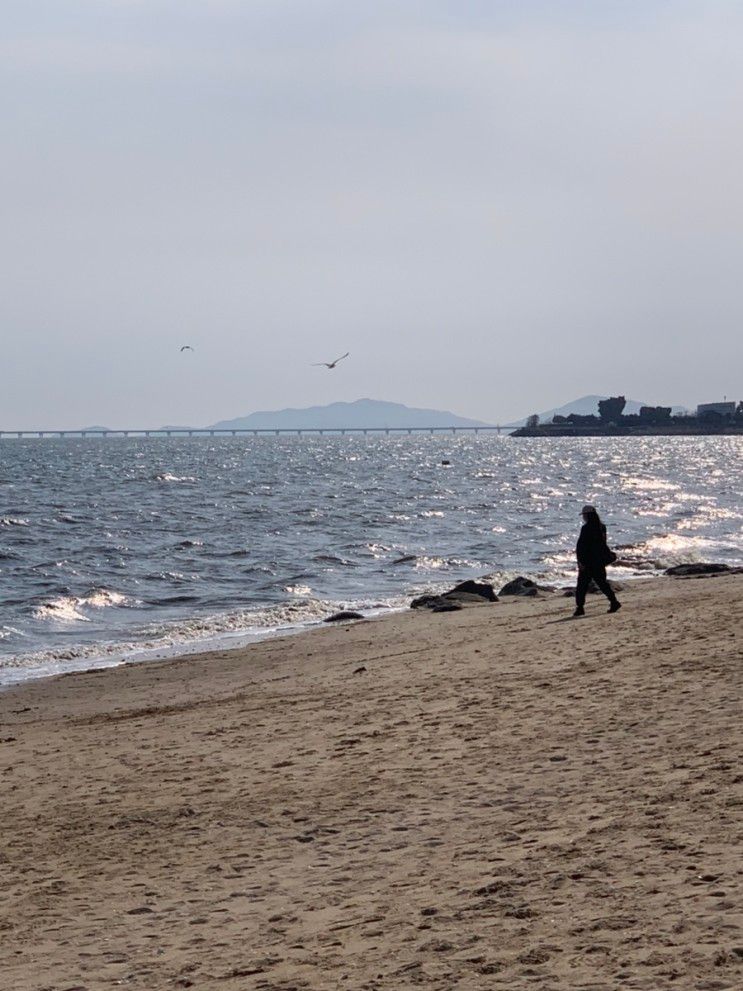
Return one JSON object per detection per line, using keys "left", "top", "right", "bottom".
{"left": 79, "top": 425, "right": 112, "bottom": 432}
{"left": 210, "top": 398, "right": 494, "bottom": 431}
{"left": 505, "top": 395, "right": 687, "bottom": 428}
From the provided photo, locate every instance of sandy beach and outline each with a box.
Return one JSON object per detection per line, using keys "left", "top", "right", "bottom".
{"left": 1, "top": 575, "right": 742, "bottom": 991}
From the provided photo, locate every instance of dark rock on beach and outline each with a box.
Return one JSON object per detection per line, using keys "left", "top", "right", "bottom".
{"left": 499, "top": 576, "right": 537, "bottom": 597}
{"left": 324, "top": 610, "right": 364, "bottom": 623}
{"left": 498, "top": 576, "right": 553, "bottom": 597}
{"left": 499, "top": 576, "right": 557, "bottom": 597}
{"left": 451, "top": 580, "right": 498, "bottom": 601}
{"left": 411, "top": 579, "right": 498, "bottom": 611}
{"left": 410, "top": 593, "right": 445, "bottom": 609}
{"left": 664, "top": 563, "right": 739, "bottom": 577}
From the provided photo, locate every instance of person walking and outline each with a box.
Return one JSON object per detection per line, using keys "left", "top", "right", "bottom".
{"left": 574, "top": 505, "right": 621, "bottom": 617}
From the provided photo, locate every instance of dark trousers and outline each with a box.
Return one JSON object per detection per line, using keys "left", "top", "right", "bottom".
{"left": 576, "top": 565, "right": 617, "bottom": 609}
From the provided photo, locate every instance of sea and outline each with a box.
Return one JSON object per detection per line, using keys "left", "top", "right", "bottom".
{"left": 1, "top": 435, "right": 741, "bottom": 686}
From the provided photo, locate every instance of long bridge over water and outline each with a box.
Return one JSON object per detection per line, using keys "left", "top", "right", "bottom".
{"left": 0, "top": 425, "right": 505, "bottom": 439}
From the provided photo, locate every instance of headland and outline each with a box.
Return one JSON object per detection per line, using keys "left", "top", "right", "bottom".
{"left": 512, "top": 395, "right": 743, "bottom": 437}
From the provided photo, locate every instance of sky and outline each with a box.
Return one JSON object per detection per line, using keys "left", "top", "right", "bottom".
{"left": 2, "top": 0, "right": 743, "bottom": 428}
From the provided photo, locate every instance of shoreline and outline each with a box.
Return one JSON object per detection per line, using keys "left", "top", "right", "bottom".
{"left": 0, "top": 568, "right": 674, "bottom": 691}
{"left": 0, "top": 600, "right": 409, "bottom": 692}
{"left": 1, "top": 573, "right": 741, "bottom": 990}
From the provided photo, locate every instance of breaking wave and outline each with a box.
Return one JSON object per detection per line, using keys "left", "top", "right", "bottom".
{"left": 2, "top": 595, "right": 407, "bottom": 686}
{"left": 31, "top": 589, "right": 136, "bottom": 623}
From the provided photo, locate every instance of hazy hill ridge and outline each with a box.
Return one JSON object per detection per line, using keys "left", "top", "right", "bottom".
{"left": 209, "top": 398, "right": 494, "bottom": 430}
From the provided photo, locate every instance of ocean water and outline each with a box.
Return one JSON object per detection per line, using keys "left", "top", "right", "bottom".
{"left": 1, "top": 435, "right": 741, "bottom": 685}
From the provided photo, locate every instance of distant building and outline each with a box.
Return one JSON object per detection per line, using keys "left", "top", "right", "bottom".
{"left": 639, "top": 406, "right": 672, "bottom": 423}
{"left": 697, "top": 401, "right": 736, "bottom": 421}
{"left": 598, "top": 396, "right": 626, "bottom": 422}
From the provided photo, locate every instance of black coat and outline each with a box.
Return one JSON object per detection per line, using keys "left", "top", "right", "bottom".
{"left": 576, "top": 522, "right": 609, "bottom": 570}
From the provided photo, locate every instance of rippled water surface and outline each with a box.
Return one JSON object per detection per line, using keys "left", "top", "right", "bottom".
{"left": 1, "top": 435, "right": 741, "bottom": 683}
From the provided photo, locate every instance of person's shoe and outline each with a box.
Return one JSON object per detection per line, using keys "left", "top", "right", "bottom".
{"left": 573, "top": 607, "right": 585, "bottom": 618}
{"left": 608, "top": 601, "right": 622, "bottom": 613}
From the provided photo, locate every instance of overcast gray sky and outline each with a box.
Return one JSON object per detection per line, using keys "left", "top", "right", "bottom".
{"left": 2, "top": 1, "right": 742, "bottom": 428}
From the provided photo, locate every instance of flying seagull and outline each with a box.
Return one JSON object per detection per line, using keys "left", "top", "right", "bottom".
{"left": 313, "top": 352, "right": 349, "bottom": 369}
{"left": 180, "top": 345, "right": 194, "bottom": 352}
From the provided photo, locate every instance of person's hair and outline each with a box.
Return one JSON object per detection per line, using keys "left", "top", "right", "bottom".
{"left": 582, "top": 506, "right": 604, "bottom": 531}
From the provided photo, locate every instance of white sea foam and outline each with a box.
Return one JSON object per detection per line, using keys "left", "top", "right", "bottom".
{"left": 284, "top": 584, "right": 312, "bottom": 596}
{"left": 31, "top": 589, "right": 135, "bottom": 623}
{"left": 415, "top": 556, "right": 447, "bottom": 569}
{"left": 0, "top": 626, "right": 24, "bottom": 641}
{"left": 1, "top": 517, "right": 29, "bottom": 527}
{"left": 1, "top": 595, "right": 407, "bottom": 686}
{"left": 81, "top": 589, "right": 133, "bottom": 609}
{"left": 32, "top": 597, "right": 91, "bottom": 623}
{"left": 413, "top": 555, "right": 487, "bottom": 571}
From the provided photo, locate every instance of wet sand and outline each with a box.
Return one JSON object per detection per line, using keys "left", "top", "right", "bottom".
{"left": 1, "top": 575, "right": 742, "bottom": 990}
